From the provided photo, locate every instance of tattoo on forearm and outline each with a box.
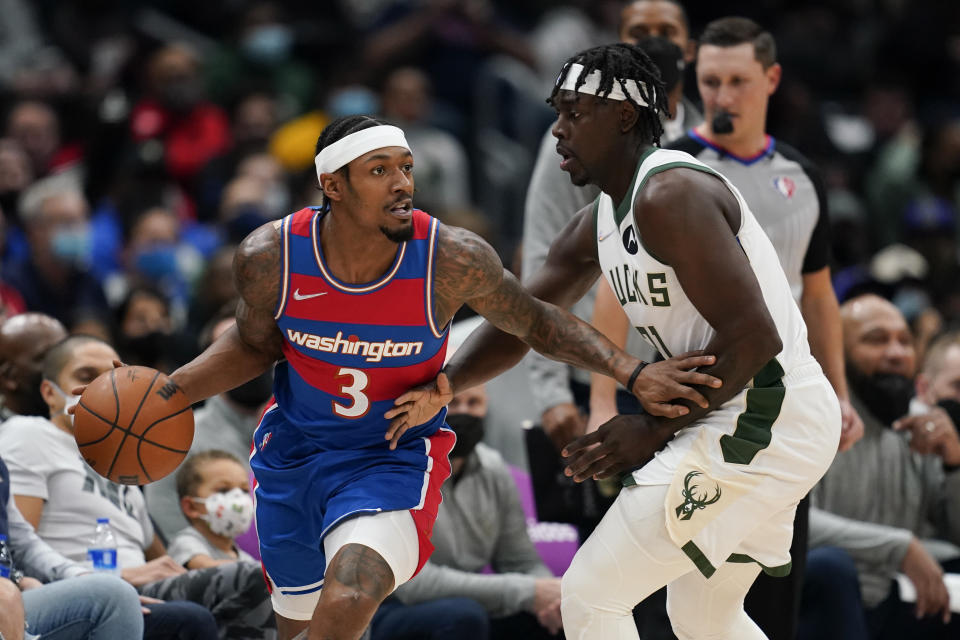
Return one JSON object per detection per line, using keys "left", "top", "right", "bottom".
{"left": 330, "top": 544, "right": 395, "bottom": 600}
{"left": 433, "top": 224, "right": 629, "bottom": 382}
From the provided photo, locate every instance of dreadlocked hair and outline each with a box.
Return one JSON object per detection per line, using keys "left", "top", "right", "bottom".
{"left": 314, "top": 114, "right": 388, "bottom": 211}
{"left": 549, "top": 43, "right": 669, "bottom": 146}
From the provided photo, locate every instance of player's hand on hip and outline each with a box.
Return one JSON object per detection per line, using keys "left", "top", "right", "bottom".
{"left": 542, "top": 403, "right": 586, "bottom": 451}
{"left": 837, "top": 398, "right": 864, "bottom": 452}
{"left": 894, "top": 408, "right": 960, "bottom": 466}
{"left": 121, "top": 555, "right": 187, "bottom": 587}
{"left": 632, "top": 351, "right": 720, "bottom": 418}
{"left": 562, "top": 414, "right": 664, "bottom": 482}
{"left": 68, "top": 359, "right": 126, "bottom": 414}
{"left": 900, "top": 537, "right": 951, "bottom": 623}
{"left": 384, "top": 372, "right": 453, "bottom": 450}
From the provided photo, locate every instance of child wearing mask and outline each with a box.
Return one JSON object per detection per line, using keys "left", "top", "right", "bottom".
{"left": 168, "top": 450, "right": 256, "bottom": 570}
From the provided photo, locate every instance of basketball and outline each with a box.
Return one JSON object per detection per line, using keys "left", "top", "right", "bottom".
{"left": 74, "top": 366, "right": 194, "bottom": 485}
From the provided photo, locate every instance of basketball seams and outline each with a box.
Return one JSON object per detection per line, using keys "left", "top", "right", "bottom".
{"left": 135, "top": 404, "right": 194, "bottom": 483}
{"left": 110, "top": 368, "right": 120, "bottom": 423}
{"left": 136, "top": 404, "right": 194, "bottom": 483}
{"left": 75, "top": 400, "right": 121, "bottom": 446}
{"left": 104, "top": 370, "right": 161, "bottom": 482}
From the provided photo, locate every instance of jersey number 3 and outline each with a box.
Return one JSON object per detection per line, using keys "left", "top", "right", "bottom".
{"left": 333, "top": 368, "right": 370, "bottom": 418}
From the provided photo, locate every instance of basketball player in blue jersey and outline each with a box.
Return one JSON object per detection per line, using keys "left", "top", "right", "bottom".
{"left": 390, "top": 45, "right": 841, "bottom": 639}
{"left": 97, "top": 114, "right": 723, "bottom": 640}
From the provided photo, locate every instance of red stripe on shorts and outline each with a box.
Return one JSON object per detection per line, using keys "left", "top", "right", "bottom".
{"left": 408, "top": 427, "right": 455, "bottom": 577}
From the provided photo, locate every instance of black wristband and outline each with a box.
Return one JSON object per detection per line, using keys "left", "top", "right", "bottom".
{"left": 626, "top": 361, "right": 649, "bottom": 392}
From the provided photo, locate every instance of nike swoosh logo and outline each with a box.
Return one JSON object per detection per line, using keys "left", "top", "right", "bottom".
{"left": 598, "top": 228, "right": 617, "bottom": 241}
{"left": 293, "top": 289, "right": 328, "bottom": 300}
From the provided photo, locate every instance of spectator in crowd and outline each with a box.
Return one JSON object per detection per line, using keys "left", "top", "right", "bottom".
{"left": 205, "top": 2, "right": 314, "bottom": 120}
{"left": 113, "top": 284, "right": 195, "bottom": 374}
{"left": 0, "top": 312, "right": 66, "bottom": 420}
{"left": 129, "top": 44, "right": 231, "bottom": 194}
{"left": 167, "top": 450, "right": 257, "bottom": 570}
{"left": 0, "top": 138, "right": 34, "bottom": 231}
{"left": 5, "top": 180, "right": 109, "bottom": 332}
{"left": 5, "top": 437, "right": 217, "bottom": 639}
{"left": 231, "top": 92, "right": 281, "bottom": 149}
{"left": 809, "top": 294, "right": 960, "bottom": 639}
{"left": 0, "top": 335, "right": 276, "bottom": 639}
{"left": 234, "top": 151, "right": 291, "bottom": 221}
{"left": 361, "top": 0, "right": 535, "bottom": 115}
{"left": 106, "top": 205, "right": 204, "bottom": 321}
{"left": 915, "top": 330, "right": 960, "bottom": 408}
{"left": 380, "top": 66, "right": 471, "bottom": 214}
{"left": 146, "top": 307, "right": 269, "bottom": 541}
{"left": 393, "top": 383, "right": 563, "bottom": 639}
{"left": 1, "top": 453, "right": 149, "bottom": 640}
{"left": 218, "top": 174, "right": 276, "bottom": 244}
{"left": 196, "top": 92, "right": 283, "bottom": 223}
{"left": 4, "top": 101, "right": 80, "bottom": 181}
{"left": 186, "top": 246, "right": 237, "bottom": 336}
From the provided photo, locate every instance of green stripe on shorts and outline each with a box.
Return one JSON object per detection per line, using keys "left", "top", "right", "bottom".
{"left": 720, "top": 359, "right": 785, "bottom": 465}
{"left": 727, "top": 553, "right": 792, "bottom": 577}
{"left": 681, "top": 540, "right": 717, "bottom": 578}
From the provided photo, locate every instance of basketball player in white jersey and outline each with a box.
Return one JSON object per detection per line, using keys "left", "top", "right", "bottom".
{"left": 387, "top": 43, "right": 841, "bottom": 639}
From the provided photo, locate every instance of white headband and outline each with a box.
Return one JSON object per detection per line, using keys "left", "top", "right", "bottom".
{"left": 557, "top": 63, "right": 652, "bottom": 108}
{"left": 315, "top": 125, "right": 411, "bottom": 177}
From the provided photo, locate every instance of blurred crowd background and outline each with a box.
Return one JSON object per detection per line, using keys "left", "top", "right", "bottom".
{"left": 0, "top": 0, "right": 958, "bottom": 372}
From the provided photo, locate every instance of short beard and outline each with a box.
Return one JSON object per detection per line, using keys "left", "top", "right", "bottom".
{"left": 380, "top": 224, "right": 414, "bottom": 243}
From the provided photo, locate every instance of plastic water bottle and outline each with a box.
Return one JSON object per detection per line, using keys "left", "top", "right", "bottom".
{"left": 87, "top": 518, "right": 119, "bottom": 575}
{"left": 0, "top": 533, "right": 12, "bottom": 579}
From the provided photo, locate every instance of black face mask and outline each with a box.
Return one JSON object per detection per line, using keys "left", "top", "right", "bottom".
{"left": 936, "top": 399, "right": 960, "bottom": 432}
{"left": 119, "top": 331, "right": 170, "bottom": 368}
{"left": 226, "top": 205, "right": 271, "bottom": 244}
{"left": 160, "top": 78, "right": 203, "bottom": 113}
{"left": 446, "top": 413, "right": 485, "bottom": 459}
{"left": 226, "top": 370, "right": 274, "bottom": 409}
{"left": 847, "top": 366, "right": 914, "bottom": 425}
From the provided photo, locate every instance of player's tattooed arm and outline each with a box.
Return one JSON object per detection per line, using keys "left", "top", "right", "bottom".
{"left": 433, "top": 220, "right": 638, "bottom": 395}
{"left": 233, "top": 222, "right": 286, "bottom": 359}
{"left": 170, "top": 222, "right": 284, "bottom": 405}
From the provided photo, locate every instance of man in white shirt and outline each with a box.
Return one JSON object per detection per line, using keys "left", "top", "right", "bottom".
{"left": 0, "top": 334, "right": 272, "bottom": 639}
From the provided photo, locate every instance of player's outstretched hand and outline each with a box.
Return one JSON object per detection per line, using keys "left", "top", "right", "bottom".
{"left": 67, "top": 360, "right": 126, "bottom": 415}
{"left": 631, "top": 351, "right": 721, "bottom": 418}
{"left": 562, "top": 413, "right": 666, "bottom": 482}
{"left": 384, "top": 372, "right": 453, "bottom": 450}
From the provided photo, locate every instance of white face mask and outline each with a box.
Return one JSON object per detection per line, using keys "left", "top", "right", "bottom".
{"left": 192, "top": 488, "right": 254, "bottom": 538}
{"left": 49, "top": 381, "right": 81, "bottom": 425}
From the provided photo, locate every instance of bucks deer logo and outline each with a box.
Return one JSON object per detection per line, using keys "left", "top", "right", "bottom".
{"left": 675, "top": 471, "right": 721, "bottom": 521}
